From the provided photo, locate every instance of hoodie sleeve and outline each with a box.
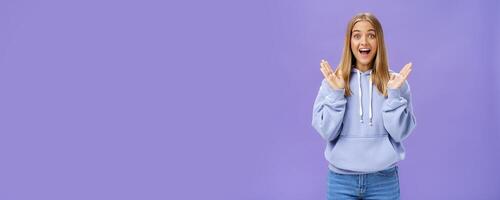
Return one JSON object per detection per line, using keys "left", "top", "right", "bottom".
{"left": 311, "top": 79, "right": 347, "bottom": 141}
{"left": 382, "top": 80, "right": 417, "bottom": 142}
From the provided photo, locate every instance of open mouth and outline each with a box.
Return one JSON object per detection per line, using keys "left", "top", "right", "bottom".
{"left": 359, "top": 48, "right": 371, "bottom": 55}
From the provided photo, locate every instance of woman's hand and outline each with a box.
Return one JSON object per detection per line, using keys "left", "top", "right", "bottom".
{"left": 320, "top": 59, "right": 344, "bottom": 90}
{"left": 388, "top": 62, "right": 413, "bottom": 89}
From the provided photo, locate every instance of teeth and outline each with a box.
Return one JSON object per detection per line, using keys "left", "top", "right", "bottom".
{"left": 360, "top": 48, "right": 370, "bottom": 51}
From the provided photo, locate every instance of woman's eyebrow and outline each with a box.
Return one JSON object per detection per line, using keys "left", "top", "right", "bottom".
{"left": 352, "top": 29, "right": 376, "bottom": 33}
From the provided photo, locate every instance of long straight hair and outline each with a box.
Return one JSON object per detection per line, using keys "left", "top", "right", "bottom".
{"left": 338, "top": 12, "right": 390, "bottom": 96}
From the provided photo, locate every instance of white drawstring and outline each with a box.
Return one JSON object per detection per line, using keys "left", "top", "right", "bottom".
{"left": 369, "top": 71, "right": 373, "bottom": 126}
{"left": 357, "top": 69, "right": 373, "bottom": 126}
{"left": 357, "top": 70, "right": 363, "bottom": 123}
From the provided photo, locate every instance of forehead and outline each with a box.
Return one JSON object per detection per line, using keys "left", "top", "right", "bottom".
{"left": 352, "top": 20, "right": 375, "bottom": 32}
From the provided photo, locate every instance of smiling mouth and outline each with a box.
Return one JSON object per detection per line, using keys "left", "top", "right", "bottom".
{"left": 359, "top": 48, "right": 371, "bottom": 55}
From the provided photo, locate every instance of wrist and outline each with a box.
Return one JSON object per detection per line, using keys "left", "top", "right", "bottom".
{"left": 387, "top": 88, "right": 401, "bottom": 99}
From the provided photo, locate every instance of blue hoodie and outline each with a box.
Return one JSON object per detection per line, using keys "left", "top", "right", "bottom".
{"left": 312, "top": 68, "right": 416, "bottom": 174}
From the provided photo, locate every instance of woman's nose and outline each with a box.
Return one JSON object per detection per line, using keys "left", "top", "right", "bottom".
{"left": 360, "top": 36, "right": 368, "bottom": 45}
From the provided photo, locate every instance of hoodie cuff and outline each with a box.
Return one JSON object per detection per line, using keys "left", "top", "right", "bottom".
{"left": 325, "top": 87, "right": 346, "bottom": 102}
{"left": 387, "top": 88, "right": 402, "bottom": 100}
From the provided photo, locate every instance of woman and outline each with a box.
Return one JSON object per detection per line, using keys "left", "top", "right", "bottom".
{"left": 312, "top": 12, "right": 416, "bottom": 199}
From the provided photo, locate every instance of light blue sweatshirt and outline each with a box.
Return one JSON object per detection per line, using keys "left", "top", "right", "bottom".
{"left": 312, "top": 68, "right": 416, "bottom": 174}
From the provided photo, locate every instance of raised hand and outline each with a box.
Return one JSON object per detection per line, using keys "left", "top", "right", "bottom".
{"left": 388, "top": 62, "right": 412, "bottom": 89}
{"left": 320, "top": 59, "right": 344, "bottom": 90}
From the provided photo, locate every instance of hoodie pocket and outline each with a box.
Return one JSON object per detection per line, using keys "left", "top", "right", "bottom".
{"left": 327, "top": 135, "right": 399, "bottom": 172}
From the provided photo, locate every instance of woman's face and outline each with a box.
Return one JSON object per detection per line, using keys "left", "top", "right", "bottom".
{"left": 350, "top": 20, "right": 378, "bottom": 69}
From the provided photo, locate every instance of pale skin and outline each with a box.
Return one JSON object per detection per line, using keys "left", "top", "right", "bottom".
{"left": 320, "top": 20, "right": 412, "bottom": 90}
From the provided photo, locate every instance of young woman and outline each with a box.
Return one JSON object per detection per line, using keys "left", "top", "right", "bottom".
{"left": 312, "top": 12, "right": 416, "bottom": 199}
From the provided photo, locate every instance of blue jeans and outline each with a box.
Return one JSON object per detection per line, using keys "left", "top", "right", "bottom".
{"left": 327, "top": 166, "right": 400, "bottom": 200}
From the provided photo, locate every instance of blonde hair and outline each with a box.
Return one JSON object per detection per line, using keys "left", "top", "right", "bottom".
{"left": 337, "top": 12, "right": 390, "bottom": 96}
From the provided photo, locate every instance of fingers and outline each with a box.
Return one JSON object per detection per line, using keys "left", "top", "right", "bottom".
{"left": 320, "top": 59, "right": 335, "bottom": 78}
{"left": 325, "top": 61, "right": 342, "bottom": 77}
{"left": 400, "top": 62, "right": 413, "bottom": 79}
{"left": 320, "top": 64, "right": 329, "bottom": 79}
{"left": 320, "top": 60, "right": 341, "bottom": 89}
{"left": 399, "top": 62, "right": 411, "bottom": 76}
{"left": 323, "top": 60, "right": 335, "bottom": 75}
{"left": 320, "top": 60, "right": 332, "bottom": 80}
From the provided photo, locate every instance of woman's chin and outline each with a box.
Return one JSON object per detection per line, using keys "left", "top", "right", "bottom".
{"left": 354, "top": 55, "right": 374, "bottom": 66}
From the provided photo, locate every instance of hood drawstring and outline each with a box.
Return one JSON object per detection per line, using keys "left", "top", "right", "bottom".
{"left": 356, "top": 69, "right": 373, "bottom": 126}
{"left": 357, "top": 70, "right": 363, "bottom": 123}
{"left": 369, "top": 71, "right": 373, "bottom": 126}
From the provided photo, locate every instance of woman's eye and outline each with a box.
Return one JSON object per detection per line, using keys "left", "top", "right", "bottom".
{"left": 369, "top": 34, "right": 376, "bottom": 39}
{"left": 353, "top": 35, "right": 360, "bottom": 39}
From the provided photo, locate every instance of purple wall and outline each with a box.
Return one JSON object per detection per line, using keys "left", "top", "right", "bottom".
{"left": 0, "top": 0, "right": 498, "bottom": 199}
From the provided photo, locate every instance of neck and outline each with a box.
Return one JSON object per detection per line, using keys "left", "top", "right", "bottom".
{"left": 356, "top": 65, "right": 371, "bottom": 72}
{"left": 356, "top": 64, "right": 372, "bottom": 72}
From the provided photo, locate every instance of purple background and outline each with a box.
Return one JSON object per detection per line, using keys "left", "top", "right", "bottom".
{"left": 1, "top": 0, "right": 499, "bottom": 199}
